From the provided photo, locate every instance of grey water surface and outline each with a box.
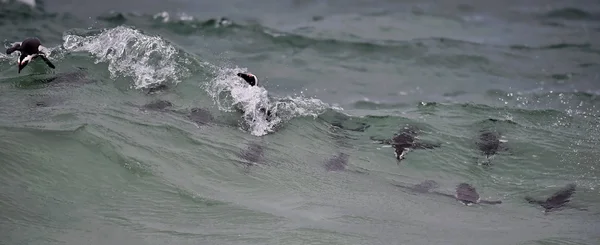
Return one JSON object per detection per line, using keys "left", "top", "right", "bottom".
{"left": 1, "top": 0, "right": 600, "bottom": 244}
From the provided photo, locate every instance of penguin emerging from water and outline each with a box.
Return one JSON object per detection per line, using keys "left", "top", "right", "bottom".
{"left": 236, "top": 72, "right": 274, "bottom": 121}
{"left": 6, "top": 37, "right": 56, "bottom": 73}
{"left": 237, "top": 72, "right": 259, "bottom": 87}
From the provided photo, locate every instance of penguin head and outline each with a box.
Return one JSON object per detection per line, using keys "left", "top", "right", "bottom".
{"left": 237, "top": 72, "right": 259, "bottom": 86}
{"left": 17, "top": 54, "right": 35, "bottom": 73}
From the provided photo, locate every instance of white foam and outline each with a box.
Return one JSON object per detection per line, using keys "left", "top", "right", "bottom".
{"left": 152, "top": 11, "right": 195, "bottom": 23}
{"left": 55, "top": 26, "right": 333, "bottom": 136}
{"left": 206, "top": 66, "right": 332, "bottom": 136}
{"left": 1, "top": 0, "right": 35, "bottom": 8}
{"left": 62, "top": 26, "right": 192, "bottom": 89}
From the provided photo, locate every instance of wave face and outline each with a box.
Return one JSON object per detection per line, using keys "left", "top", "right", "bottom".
{"left": 51, "top": 24, "right": 332, "bottom": 136}
{"left": 62, "top": 26, "right": 195, "bottom": 89}
{"left": 1, "top": 1, "right": 600, "bottom": 245}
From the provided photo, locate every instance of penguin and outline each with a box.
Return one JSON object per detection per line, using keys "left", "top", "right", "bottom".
{"left": 393, "top": 180, "right": 502, "bottom": 206}
{"left": 236, "top": 72, "right": 274, "bottom": 121}
{"left": 6, "top": 37, "right": 56, "bottom": 73}
{"left": 370, "top": 125, "right": 441, "bottom": 162}
{"left": 237, "top": 72, "right": 259, "bottom": 87}
{"left": 525, "top": 183, "right": 586, "bottom": 213}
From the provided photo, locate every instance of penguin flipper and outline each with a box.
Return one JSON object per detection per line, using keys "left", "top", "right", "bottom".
{"left": 480, "top": 199, "right": 502, "bottom": 205}
{"left": 412, "top": 142, "right": 441, "bottom": 150}
{"left": 39, "top": 55, "right": 56, "bottom": 69}
{"left": 430, "top": 190, "right": 456, "bottom": 199}
{"left": 369, "top": 136, "right": 391, "bottom": 144}
{"left": 525, "top": 196, "right": 544, "bottom": 205}
{"left": 6, "top": 43, "right": 21, "bottom": 55}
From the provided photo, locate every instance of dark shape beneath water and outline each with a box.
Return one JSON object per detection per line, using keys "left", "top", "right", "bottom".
{"left": 32, "top": 96, "right": 62, "bottom": 107}
{"left": 238, "top": 142, "right": 265, "bottom": 166}
{"left": 142, "top": 100, "right": 173, "bottom": 111}
{"left": 318, "top": 110, "right": 371, "bottom": 132}
{"left": 452, "top": 183, "right": 502, "bottom": 205}
{"left": 394, "top": 180, "right": 502, "bottom": 206}
{"left": 329, "top": 121, "right": 370, "bottom": 132}
{"left": 12, "top": 68, "right": 92, "bottom": 89}
{"left": 144, "top": 83, "right": 169, "bottom": 94}
{"left": 542, "top": 8, "right": 596, "bottom": 21}
{"left": 525, "top": 183, "right": 584, "bottom": 213}
{"left": 393, "top": 180, "right": 441, "bottom": 193}
{"left": 324, "top": 152, "right": 350, "bottom": 171}
{"left": 476, "top": 130, "right": 508, "bottom": 165}
{"left": 327, "top": 127, "right": 358, "bottom": 148}
{"left": 371, "top": 125, "right": 441, "bottom": 162}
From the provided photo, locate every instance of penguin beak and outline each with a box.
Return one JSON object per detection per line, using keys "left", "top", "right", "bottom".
{"left": 18, "top": 60, "right": 28, "bottom": 74}
{"left": 17, "top": 54, "right": 33, "bottom": 74}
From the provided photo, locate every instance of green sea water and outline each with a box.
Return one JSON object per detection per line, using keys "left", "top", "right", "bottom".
{"left": 1, "top": 0, "right": 600, "bottom": 244}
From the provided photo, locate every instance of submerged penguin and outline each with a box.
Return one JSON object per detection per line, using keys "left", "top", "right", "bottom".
{"left": 525, "top": 183, "right": 585, "bottom": 213}
{"left": 475, "top": 130, "right": 508, "bottom": 165}
{"left": 451, "top": 183, "right": 503, "bottom": 206}
{"left": 393, "top": 179, "right": 441, "bottom": 194}
{"left": 371, "top": 125, "right": 441, "bottom": 162}
{"left": 6, "top": 37, "right": 56, "bottom": 73}
{"left": 394, "top": 180, "right": 502, "bottom": 206}
{"left": 324, "top": 152, "right": 350, "bottom": 171}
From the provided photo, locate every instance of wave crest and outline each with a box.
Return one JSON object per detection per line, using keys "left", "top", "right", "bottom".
{"left": 62, "top": 26, "right": 196, "bottom": 88}
{"left": 206, "top": 66, "right": 332, "bottom": 136}
{"left": 55, "top": 24, "right": 335, "bottom": 136}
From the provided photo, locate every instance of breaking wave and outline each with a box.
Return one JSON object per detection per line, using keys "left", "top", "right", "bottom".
{"left": 55, "top": 25, "right": 335, "bottom": 136}
{"left": 206, "top": 66, "right": 333, "bottom": 136}
{"left": 61, "top": 26, "right": 197, "bottom": 89}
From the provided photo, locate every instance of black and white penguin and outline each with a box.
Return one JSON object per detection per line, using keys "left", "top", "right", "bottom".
{"left": 6, "top": 37, "right": 56, "bottom": 73}
{"left": 237, "top": 72, "right": 259, "bottom": 87}
{"left": 236, "top": 72, "right": 274, "bottom": 120}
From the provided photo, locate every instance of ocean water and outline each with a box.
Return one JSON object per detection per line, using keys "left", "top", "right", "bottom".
{"left": 1, "top": 0, "right": 600, "bottom": 244}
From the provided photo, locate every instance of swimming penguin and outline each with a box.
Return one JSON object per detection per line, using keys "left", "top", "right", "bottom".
{"left": 324, "top": 152, "right": 350, "bottom": 171}
{"left": 371, "top": 125, "right": 441, "bottom": 162}
{"left": 144, "top": 83, "right": 169, "bottom": 95}
{"left": 236, "top": 72, "right": 274, "bottom": 121}
{"left": 392, "top": 179, "right": 441, "bottom": 194}
{"left": 475, "top": 130, "right": 508, "bottom": 165}
{"left": 525, "top": 183, "right": 586, "bottom": 213}
{"left": 237, "top": 72, "right": 259, "bottom": 87}
{"left": 237, "top": 141, "right": 265, "bottom": 166}
{"left": 142, "top": 100, "right": 173, "bottom": 111}
{"left": 6, "top": 37, "right": 56, "bottom": 73}
{"left": 393, "top": 180, "right": 502, "bottom": 206}
{"left": 235, "top": 141, "right": 267, "bottom": 174}
{"left": 450, "top": 183, "right": 502, "bottom": 206}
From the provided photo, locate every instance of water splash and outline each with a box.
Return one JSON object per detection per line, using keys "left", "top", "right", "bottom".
{"left": 57, "top": 25, "right": 333, "bottom": 136}
{"left": 1, "top": 0, "right": 35, "bottom": 8}
{"left": 206, "top": 66, "right": 331, "bottom": 136}
{"left": 62, "top": 26, "right": 194, "bottom": 89}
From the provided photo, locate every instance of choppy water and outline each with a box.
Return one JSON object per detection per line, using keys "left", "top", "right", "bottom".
{"left": 1, "top": 0, "right": 600, "bottom": 244}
